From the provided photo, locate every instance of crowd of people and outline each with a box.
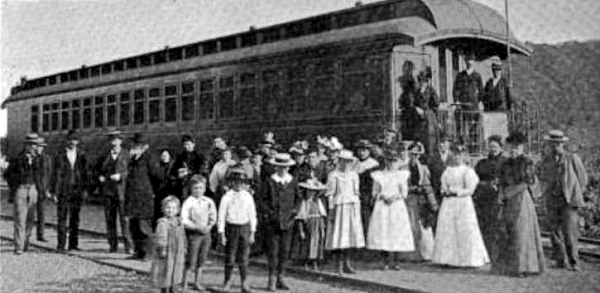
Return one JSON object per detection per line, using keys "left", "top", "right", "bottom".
{"left": 2, "top": 126, "right": 589, "bottom": 293}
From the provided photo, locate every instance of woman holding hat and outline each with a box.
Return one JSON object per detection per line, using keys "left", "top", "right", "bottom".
{"left": 367, "top": 148, "right": 414, "bottom": 270}
{"left": 492, "top": 132, "right": 545, "bottom": 276}
{"left": 324, "top": 149, "right": 365, "bottom": 275}
{"left": 432, "top": 144, "right": 489, "bottom": 267}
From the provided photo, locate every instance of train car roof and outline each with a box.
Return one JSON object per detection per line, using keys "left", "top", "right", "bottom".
{"left": 3, "top": 0, "right": 531, "bottom": 107}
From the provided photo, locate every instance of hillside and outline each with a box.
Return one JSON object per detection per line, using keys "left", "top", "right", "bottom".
{"left": 512, "top": 40, "right": 600, "bottom": 162}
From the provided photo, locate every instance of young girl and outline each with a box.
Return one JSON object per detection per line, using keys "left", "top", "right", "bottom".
{"left": 152, "top": 196, "right": 186, "bottom": 293}
{"left": 295, "top": 179, "right": 328, "bottom": 271}
{"left": 432, "top": 145, "right": 489, "bottom": 267}
{"left": 325, "top": 149, "right": 365, "bottom": 275}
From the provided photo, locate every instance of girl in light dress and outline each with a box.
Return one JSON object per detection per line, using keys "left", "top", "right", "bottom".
{"left": 432, "top": 145, "right": 489, "bottom": 267}
{"left": 367, "top": 148, "right": 415, "bottom": 270}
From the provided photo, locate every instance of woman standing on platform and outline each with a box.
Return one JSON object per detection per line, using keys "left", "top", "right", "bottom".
{"left": 325, "top": 149, "right": 365, "bottom": 275}
{"left": 432, "top": 145, "right": 489, "bottom": 267}
{"left": 492, "top": 132, "right": 545, "bottom": 276}
{"left": 367, "top": 148, "right": 414, "bottom": 270}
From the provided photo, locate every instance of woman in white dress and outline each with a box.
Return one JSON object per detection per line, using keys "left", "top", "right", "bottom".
{"left": 325, "top": 149, "right": 365, "bottom": 275}
{"left": 432, "top": 145, "right": 489, "bottom": 267}
{"left": 368, "top": 148, "right": 415, "bottom": 270}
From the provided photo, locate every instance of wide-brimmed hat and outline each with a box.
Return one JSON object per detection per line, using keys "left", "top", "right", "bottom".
{"left": 35, "top": 137, "right": 48, "bottom": 146}
{"left": 24, "top": 133, "right": 40, "bottom": 144}
{"left": 298, "top": 179, "right": 327, "bottom": 191}
{"left": 329, "top": 137, "right": 343, "bottom": 151}
{"left": 337, "top": 149, "right": 355, "bottom": 161}
{"left": 543, "top": 130, "right": 569, "bottom": 142}
{"left": 269, "top": 153, "right": 296, "bottom": 167}
{"left": 106, "top": 130, "right": 123, "bottom": 139}
{"left": 408, "top": 141, "right": 425, "bottom": 154}
{"left": 355, "top": 139, "right": 373, "bottom": 151}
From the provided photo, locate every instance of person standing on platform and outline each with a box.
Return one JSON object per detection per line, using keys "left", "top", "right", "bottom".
{"left": 261, "top": 153, "right": 299, "bottom": 291}
{"left": 172, "top": 134, "right": 206, "bottom": 178}
{"left": 473, "top": 135, "right": 507, "bottom": 256}
{"left": 452, "top": 53, "right": 484, "bottom": 147}
{"left": 5, "top": 134, "right": 42, "bottom": 255}
{"left": 482, "top": 61, "right": 512, "bottom": 111}
{"left": 325, "top": 150, "right": 365, "bottom": 275}
{"left": 492, "top": 132, "right": 545, "bottom": 276}
{"left": 432, "top": 144, "right": 489, "bottom": 267}
{"left": 125, "top": 133, "right": 155, "bottom": 260}
{"left": 367, "top": 148, "right": 414, "bottom": 270}
{"left": 353, "top": 140, "right": 380, "bottom": 236}
{"left": 413, "top": 71, "right": 441, "bottom": 154}
{"left": 33, "top": 136, "right": 52, "bottom": 243}
{"left": 96, "top": 130, "right": 133, "bottom": 254}
{"left": 52, "top": 130, "right": 90, "bottom": 251}
{"left": 539, "top": 130, "right": 588, "bottom": 271}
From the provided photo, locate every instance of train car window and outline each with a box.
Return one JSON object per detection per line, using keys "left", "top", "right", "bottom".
{"left": 184, "top": 45, "right": 199, "bottom": 58}
{"left": 113, "top": 61, "right": 124, "bottom": 72}
{"left": 241, "top": 33, "right": 257, "bottom": 47}
{"left": 49, "top": 76, "right": 57, "bottom": 85}
{"left": 62, "top": 101, "right": 70, "bottom": 130}
{"left": 31, "top": 105, "right": 39, "bottom": 133}
{"left": 60, "top": 73, "right": 69, "bottom": 83}
{"left": 238, "top": 73, "right": 257, "bottom": 117}
{"left": 262, "top": 28, "right": 281, "bottom": 43}
{"left": 101, "top": 64, "right": 112, "bottom": 75}
{"left": 134, "top": 89, "right": 146, "bottom": 124}
{"left": 140, "top": 55, "right": 152, "bottom": 67}
{"left": 438, "top": 47, "right": 448, "bottom": 103}
{"left": 165, "top": 85, "right": 178, "bottom": 96}
{"left": 165, "top": 99, "right": 177, "bottom": 122}
{"left": 68, "top": 71, "right": 79, "bottom": 82}
{"left": 120, "top": 92, "right": 131, "bottom": 126}
{"left": 83, "top": 97, "right": 92, "bottom": 128}
{"left": 126, "top": 58, "right": 138, "bottom": 69}
{"left": 262, "top": 70, "right": 281, "bottom": 116}
{"left": 43, "top": 104, "right": 50, "bottom": 132}
{"left": 203, "top": 41, "right": 217, "bottom": 55}
{"left": 72, "top": 99, "right": 81, "bottom": 130}
{"left": 219, "top": 77, "right": 234, "bottom": 89}
{"left": 169, "top": 48, "right": 183, "bottom": 61}
{"left": 181, "top": 82, "right": 195, "bottom": 122}
{"left": 149, "top": 88, "right": 161, "bottom": 98}
{"left": 199, "top": 79, "right": 215, "bottom": 120}
{"left": 286, "top": 64, "right": 308, "bottom": 113}
{"left": 221, "top": 37, "right": 237, "bottom": 51}
{"left": 106, "top": 94, "right": 117, "bottom": 127}
{"left": 94, "top": 96, "right": 104, "bottom": 128}
{"left": 154, "top": 52, "right": 166, "bottom": 64}
{"left": 91, "top": 66, "right": 100, "bottom": 77}
{"left": 51, "top": 103, "right": 60, "bottom": 131}
{"left": 80, "top": 67, "right": 89, "bottom": 79}
{"left": 149, "top": 100, "right": 160, "bottom": 124}
{"left": 218, "top": 76, "right": 235, "bottom": 118}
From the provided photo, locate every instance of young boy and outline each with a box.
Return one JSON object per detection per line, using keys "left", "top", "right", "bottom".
{"left": 218, "top": 168, "right": 257, "bottom": 293}
{"left": 181, "top": 175, "right": 217, "bottom": 291}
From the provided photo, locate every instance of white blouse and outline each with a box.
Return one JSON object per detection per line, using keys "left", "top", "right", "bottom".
{"left": 440, "top": 164, "right": 479, "bottom": 197}
{"left": 325, "top": 170, "right": 360, "bottom": 206}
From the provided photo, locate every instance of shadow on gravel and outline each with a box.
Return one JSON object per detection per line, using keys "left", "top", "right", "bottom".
{"left": 30, "top": 273, "right": 152, "bottom": 293}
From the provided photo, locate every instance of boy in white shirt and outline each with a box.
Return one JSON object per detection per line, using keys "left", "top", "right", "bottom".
{"left": 218, "top": 168, "right": 257, "bottom": 293}
{"left": 181, "top": 175, "right": 216, "bottom": 290}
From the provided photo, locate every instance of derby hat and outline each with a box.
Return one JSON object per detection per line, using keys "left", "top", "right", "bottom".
{"left": 298, "top": 179, "right": 327, "bottom": 191}
{"left": 337, "top": 149, "right": 355, "bottom": 161}
{"left": 66, "top": 130, "right": 80, "bottom": 142}
{"left": 131, "top": 133, "right": 147, "bottom": 145}
{"left": 269, "top": 153, "right": 296, "bottom": 167}
{"left": 105, "top": 129, "right": 123, "bottom": 139}
{"left": 543, "top": 130, "right": 569, "bottom": 142}
{"left": 181, "top": 134, "right": 194, "bottom": 143}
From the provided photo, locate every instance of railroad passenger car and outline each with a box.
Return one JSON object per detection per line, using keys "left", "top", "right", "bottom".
{"left": 2, "top": 0, "right": 532, "bottom": 161}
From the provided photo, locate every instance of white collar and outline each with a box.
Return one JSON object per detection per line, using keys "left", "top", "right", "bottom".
{"left": 271, "top": 172, "right": 293, "bottom": 184}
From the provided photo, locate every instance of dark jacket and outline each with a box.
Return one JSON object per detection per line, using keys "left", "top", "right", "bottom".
{"left": 35, "top": 152, "right": 53, "bottom": 195}
{"left": 5, "top": 151, "right": 40, "bottom": 192}
{"left": 426, "top": 151, "right": 448, "bottom": 195}
{"left": 261, "top": 175, "right": 301, "bottom": 230}
{"left": 52, "top": 148, "right": 91, "bottom": 198}
{"left": 151, "top": 160, "right": 175, "bottom": 200}
{"left": 539, "top": 152, "right": 588, "bottom": 208}
{"left": 96, "top": 148, "right": 129, "bottom": 199}
{"left": 483, "top": 77, "right": 512, "bottom": 111}
{"left": 453, "top": 70, "right": 484, "bottom": 108}
{"left": 126, "top": 152, "right": 155, "bottom": 218}
{"left": 171, "top": 150, "right": 206, "bottom": 177}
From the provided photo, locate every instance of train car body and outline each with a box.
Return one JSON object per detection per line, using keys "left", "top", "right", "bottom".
{"left": 2, "top": 0, "right": 531, "bottom": 162}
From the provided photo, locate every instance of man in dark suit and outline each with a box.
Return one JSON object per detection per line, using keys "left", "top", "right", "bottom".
{"left": 482, "top": 62, "right": 512, "bottom": 111}
{"left": 453, "top": 53, "right": 484, "bottom": 150}
{"left": 172, "top": 134, "right": 206, "bottom": 178}
{"left": 260, "top": 153, "right": 300, "bottom": 292}
{"left": 52, "top": 130, "right": 90, "bottom": 251}
{"left": 34, "top": 137, "right": 52, "bottom": 242}
{"left": 96, "top": 130, "right": 133, "bottom": 253}
{"left": 539, "top": 130, "right": 588, "bottom": 271}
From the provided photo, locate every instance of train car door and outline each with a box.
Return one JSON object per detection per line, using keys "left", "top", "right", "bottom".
{"left": 390, "top": 49, "right": 431, "bottom": 134}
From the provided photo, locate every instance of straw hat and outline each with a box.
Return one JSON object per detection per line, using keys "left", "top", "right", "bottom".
{"left": 269, "top": 153, "right": 296, "bottom": 167}
{"left": 298, "top": 179, "right": 327, "bottom": 191}
{"left": 543, "top": 130, "right": 569, "bottom": 142}
{"left": 337, "top": 149, "right": 355, "bottom": 161}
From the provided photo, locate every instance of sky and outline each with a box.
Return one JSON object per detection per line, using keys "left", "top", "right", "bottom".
{"left": 1, "top": 0, "right": 599, "bottom": 137}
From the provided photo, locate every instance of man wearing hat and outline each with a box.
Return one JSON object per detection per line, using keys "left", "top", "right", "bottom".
{"left": 260, "top": 153, "right": 299, "bottom": 291}
{"left": 539, "top": 130, "right": 588, "bottom": 271}
{"left": 33, "top": 136, "right": 53, "bottom": 242}
{"left": 52, "top": 130, "right": 91, "bottom": 251}
{"left": 96, "top": 130, "right": 133, "bottom": 253}
{"left": 482, "top": 60, "right": 512, "bottom": 111}
{"left": 5, "top": 134, "right": 43, "bottom": 254}
{"left": 452, "top": 53, "right": 484, "bottom": 148}
{"left": 413, "top": 70, "right": 441, "bottom": 154}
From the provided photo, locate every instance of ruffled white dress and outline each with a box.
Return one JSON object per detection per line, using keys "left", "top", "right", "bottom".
{"left": 432, "top": 164, "right": 490, "bottom": 267}
{"left": 367, "top": 170, "right": 415, "bottom": 252}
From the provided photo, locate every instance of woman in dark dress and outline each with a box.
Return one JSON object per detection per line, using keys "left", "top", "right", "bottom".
{"left": 492, "top": 132, "right": 545, "bottom": 276}
{"left": 413, "top": 71, "right": 440, "bottom": 154}
{"left": 152, "top": 148, "right": 175, "bottom": 229}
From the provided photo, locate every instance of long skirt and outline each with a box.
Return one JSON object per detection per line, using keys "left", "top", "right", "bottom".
{"left": 473, "top": 183, "right": 500, "bottom": 257}
{"left": 492, "top": 188, "right": 545, "bottom": 275}
{"left": 291, "top": 217, "right": 326, "bottom": 261}
{"left": 368, "top": 198, "right": 414, "bottom": 252}
{"left": 404, "top": 193, "right": 425, "bottom": 258}
{"left": 325, "top": 203, "right": 365, "bottom": 250}
{"left": 432, "top": 196, "right": 489, "bottom": 267}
